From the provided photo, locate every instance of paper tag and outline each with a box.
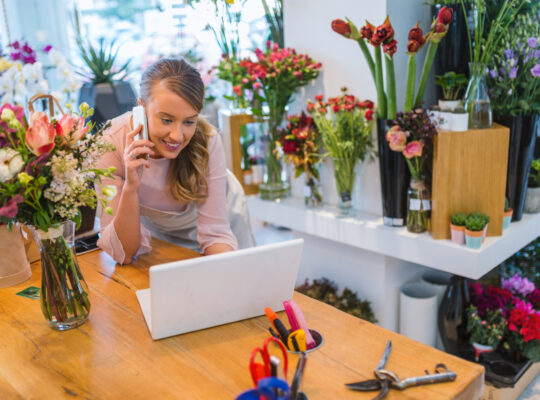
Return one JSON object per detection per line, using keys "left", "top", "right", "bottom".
{"left": 422, "top": 200, "right": 431, "bottom": 210}
{"left": 304, "top": 185, "right": 311, "bottom": 197}
{"left": 340, "top": 191, "right": 351, "bottom": 202}
{"left": 409, "top": 199, "right": 421, "bottom": 210}
{"left": 16, "top": 286, "right": 40, "bottom": 300}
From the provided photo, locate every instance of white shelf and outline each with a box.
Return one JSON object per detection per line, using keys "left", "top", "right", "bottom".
{"left": 247, "top": 196, "right": 540, "bottom": 280}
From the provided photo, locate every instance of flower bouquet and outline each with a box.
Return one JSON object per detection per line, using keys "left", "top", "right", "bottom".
{"left": 0, "top": 96, "right": 116, "bottom": 330}
{"left": 386, "top": 109, "right": 437, "bottom": 232}
{"left": 277, "top": 112, "right": 323, "bottom": 207}
{"left": 307, "top": 89, "right": 375, "bottom": 216}
{"left": 240, "top": 41, "right": 322, "bottom": 200}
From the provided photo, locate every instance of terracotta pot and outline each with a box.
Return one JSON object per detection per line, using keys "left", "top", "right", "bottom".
{"left": 450, "top": 223, "right": 465, "bottom": 245}
{"left": 0, "top": 225, "right": 32, "bottom": 288}
{"left": 502, "top": 209, "right": 513, "bottom": 230}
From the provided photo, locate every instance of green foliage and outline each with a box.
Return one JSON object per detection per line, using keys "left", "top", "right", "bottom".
{"left": 435, "top": 71, "right": 468, "bottom": 100}
{"left": 296, "top": 278, "right": 377, "bottom": 323}
{"left": 451, "top": 212, "right": 467, "bottom": 226}
{"left": 466, "top": 305, "right": 506, "bottom": 347}
{"left": 529, "top": 158, "right": 540, "bottom": 188}
{"left": 466, "top": 213, "right": 487, "bottom": 231}
{"left": 504, "top": 197, "right": 509, "bottom": 212}
{"left": 261, "top": 0, "right": 283, "bottom": 47}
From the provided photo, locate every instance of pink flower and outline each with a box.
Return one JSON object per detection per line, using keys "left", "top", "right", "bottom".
{"left": 0, "top": 103, "right": 26, "bottom": 133}
{"left": 386, "top": 125, "right": 407, "bottom": 152}
{"left": 0, "top": 195, "right": 24, "bottom": 218}
{"left": 403, "top": 141, "right": 423, "bottom": 159}
{"left": 26, "top": 112, "right": 55, "bottom": 156}
{"left": 56, "top": 114, "right": 89, "bottom": 146}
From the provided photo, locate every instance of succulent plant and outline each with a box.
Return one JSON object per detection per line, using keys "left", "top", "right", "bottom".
{"left": 451, "top": 212, "right": 467, "bottom": 226}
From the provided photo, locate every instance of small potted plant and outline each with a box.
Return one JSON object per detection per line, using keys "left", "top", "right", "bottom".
{"left": 466, "top": 305, "right": 506, "bottom": 362}
{"left": 503, "top": 197, "right": 513, "bottom": 229}
{"left": 435, "top": 71, "right": 468, "bottom": 112}
{"left": 451, "top": 105, "right": 468, "bottom": 132}
{"left": 465, "top": 213, "right": 486, "bottom": 249}
{"left": 450, "top": 212, "right": 467, "bottom": 244}
{"left": 524, "top": 158, "right": 540, "bottom": 214}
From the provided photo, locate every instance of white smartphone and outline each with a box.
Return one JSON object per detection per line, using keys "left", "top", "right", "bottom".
{"left": 132, "top": 105, "right": 149, "bottom": 141}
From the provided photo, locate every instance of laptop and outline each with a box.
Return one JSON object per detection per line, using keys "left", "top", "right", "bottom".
{"left": 136, "top": 239, "right": 304, "bottom": 340}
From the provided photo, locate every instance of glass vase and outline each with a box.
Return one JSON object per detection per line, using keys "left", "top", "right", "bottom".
{"left": 29, "top": 220, "right": 90, "bottom": 330}
{"left": 464, "top": 63, "right": 492, "bottom": 129}
{"left": 332, "top": 156, "right": 356, "bottom": 217}
{"left": 406, "top": 178, "right": 431, "bottom": 233}
{"left": 304, "top": 170, "right": 323, "bottom": 208}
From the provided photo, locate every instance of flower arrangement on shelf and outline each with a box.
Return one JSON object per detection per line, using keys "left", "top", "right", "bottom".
{"left": 0, "top": 98, "right": 116, "bottom": 330}
{"left": 468, "top": 276, "right": 540, "bottom": 362}
{"left": 386, "top": 109, "right": 437, "bottom": 232}
{"left": 277, "top": 112, "right": 323, "bottom": 207}
{"left": 307, "top": 89, "right": 375, "bottom": 216}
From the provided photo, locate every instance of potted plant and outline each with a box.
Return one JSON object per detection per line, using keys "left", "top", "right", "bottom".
{"left": 466, "top": 305, "right": 505, "bottom": 361}
{"left": 435, "top": 71, "right": 468, "bottom": 111}
{"left": 503, "top": 197, "right": 513, "bottom": 229}
{"left": 465, "top": 213, "right": 486, "bottom": 249}
{"left": 450, "top": 212, "right": 467, "bottom": 244}
{"left": 524, "top": 158, "right": 540, "bottom": 213}
{"left": 451, "top": 105, "right": 468, "bottom": 131}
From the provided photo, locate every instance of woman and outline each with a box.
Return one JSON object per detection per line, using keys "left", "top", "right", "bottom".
{"left": 97, "top": 58, "right": 242, "bottom": 264}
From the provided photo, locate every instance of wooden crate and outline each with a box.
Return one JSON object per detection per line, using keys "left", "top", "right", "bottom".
{"left": 219, "top": 110, "right": 259, "bottom": 195}
{"left": 430, "top": 124, "right": 510, "bottom": 239}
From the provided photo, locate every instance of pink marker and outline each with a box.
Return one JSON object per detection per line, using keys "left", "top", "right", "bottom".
{"left": 286, "top": 299, "right": 316, "bottom": 350}
{"left": 283, "top": 300, "right": 300, "bottom": 331}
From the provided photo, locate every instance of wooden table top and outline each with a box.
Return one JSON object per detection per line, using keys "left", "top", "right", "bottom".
{"left": 0, "top": 238, "right": 484, "bottom": 399}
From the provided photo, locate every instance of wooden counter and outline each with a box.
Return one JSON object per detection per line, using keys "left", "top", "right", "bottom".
{"left": 0, "top": 238, "right": 484, "bottom": 399}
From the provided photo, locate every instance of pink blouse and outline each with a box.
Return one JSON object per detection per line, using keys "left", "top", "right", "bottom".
{"left": 96, "top": 112, "right": 238, "bottom": 264}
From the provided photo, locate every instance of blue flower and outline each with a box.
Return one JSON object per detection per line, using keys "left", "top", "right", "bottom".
{"left": 509, "top": 67, "right": 518, "bottom": 79}
{"left": 531, "top": 64, "right": 540, "bottom": 78}
{"left": 504, "top": 49, "right": 514, "bottom": 59}
{"left": 489, "top": 69, "right": 498, "bottom": 78}
{"left": 528, "top": 37, "right": 538, "bottom": 49}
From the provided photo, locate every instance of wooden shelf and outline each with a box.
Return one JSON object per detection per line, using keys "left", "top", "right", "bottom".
{"left": 247, "top": 195, "right": 540, "bottom": 280}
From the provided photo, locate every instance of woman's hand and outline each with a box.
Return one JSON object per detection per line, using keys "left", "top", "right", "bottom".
{"left": 123, "top": 125, "right": 155, "bottom": 190}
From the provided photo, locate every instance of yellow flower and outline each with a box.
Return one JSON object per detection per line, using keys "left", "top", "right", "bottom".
{"left": 0, "top": 58, "right": 14, "bottom": 72}
{"left": 226, "top": 0, "right": 234, "bottom": 3}
{"left": 17, "top": 172, "right": 34, "bottom": 185}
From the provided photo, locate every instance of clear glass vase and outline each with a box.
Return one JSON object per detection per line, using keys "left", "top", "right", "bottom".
{"left": 304, "top": 170, "right": 323, "bottom": 208}
{"left": 406, "top": 178, "right": 431, "bottom": 233}
{"left": 29, "top": 220, "right": 90, "bottom": 330}
{"left": 464, "top": 63, "right": 492, "bottom": 129}
{"left": 332, "top": 156, "right": 356, "bottom": 217}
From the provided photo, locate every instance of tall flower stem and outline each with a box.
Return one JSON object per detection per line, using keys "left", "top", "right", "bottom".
{"left": 374, "top": 46, "right": 387, "bottom": 119}
{"left": 385, "top": 55, "right": 396, "bottom": 120}
{"left": 404, "top": 54, "right": 416, "bottom": 112}
{"left": 414, "top": 41, "right": 439, "bottom": 107}
{"left": 356, "top": 38, "right": 377, "bottom": 84}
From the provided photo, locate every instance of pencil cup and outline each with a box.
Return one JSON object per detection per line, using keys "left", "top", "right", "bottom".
{"left": 286, "top": 329, "right": 324, "bottom": 354}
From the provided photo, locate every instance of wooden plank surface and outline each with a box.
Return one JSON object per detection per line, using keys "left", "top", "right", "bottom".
{"left": 0, "top": 238, "right": 484, "bottom": 399}
{"left": 430, "top": 124, "right": 510, "bottom": 239}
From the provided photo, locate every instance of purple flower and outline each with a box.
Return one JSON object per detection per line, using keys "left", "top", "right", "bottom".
{"left": 531, "top": 64, "right": 540, "bottom": 78}
{"left": 509, "top": 67, "right": 518, "bottom": 79}
{"left": 528, "top": 37, "right": 538, "bottom": 49}
{"left": 43, "top": 45, "right": 52, "bottom": 53}
{"left": 0, "top": 195, "right": 24, "bottom": 218}
{"left": 504, "top": 49, "right": 514, "bottom": 59}
{"left": 535, "top": 50, "right": 540, "bottom": 59}
{"left": 489, "top": 69, "right": 498, "bottom": 78}
{"left": 502, "top": 274, "right": 535, "bottom": 297}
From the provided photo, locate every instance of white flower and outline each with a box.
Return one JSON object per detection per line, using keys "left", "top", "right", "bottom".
{"left": 0, "top": 148, "right": 25, "bottom": 182}
{"left": 48, "top": 48, "right": 65, "bottom": 67}
{"left": 101, "top": 185, "right": 118, "bottom": 201}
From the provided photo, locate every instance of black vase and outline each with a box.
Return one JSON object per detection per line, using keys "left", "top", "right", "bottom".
{"left": 376, "top": 119, "right": 410, "bottom": 226}
{"left": 79, "top": 82, "right": 137, "bottom": 128}
{"left": 438, "top": 275, "right": 470, "bottom": 356}
{"left": 495, "top": 114, "right": 539, "bottom": 221}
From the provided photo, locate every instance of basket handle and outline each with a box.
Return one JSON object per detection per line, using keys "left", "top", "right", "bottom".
{"left": 27, "top": 93, "right": 65, "bottom": 117}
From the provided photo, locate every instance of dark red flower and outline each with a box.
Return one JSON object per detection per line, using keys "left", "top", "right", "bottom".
{"left": 331, "top": 19, "right": 352, "bottom": 38}
{"left": 372, "top": 16, "right": 394, "bottom": 46}
{"left": 315, "top": 94, "right": 324, "bottom": 102}
{"left": 434, "top": 23, "right": 447, "bottom": 33}
{"left": 437, "top": 6, "right": 454, "bottom": 25}
{"left": 360, "top": 21, "right": 375, "bottom": 40}
{"left": 383, "top": 39, "right": 397, "bottom": 57}
{"left": 408, "top": 23, "right": 424, "bottom": 43}
{"left": 407, "top": 40, "right": 421, "bottom": 53}
{"left": 365, "top": 109, "right": 374, "bottom": 120}
{"left": 282, "top": 140, "right": 299, "bottom": 154}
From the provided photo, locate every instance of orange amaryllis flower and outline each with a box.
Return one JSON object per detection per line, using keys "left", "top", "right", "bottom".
{"left": 331, "top": 19, "right": 352, "bottom": 39}
{"left": 360, "top": 21, "right": 375, "bottom": 40}
{"left": 372, "top": 16, "right": 394, "bottom": 46}
{"left": 403, "top": 141, "right": 424, "bottom": 159}
{"left": 56, "top": 114, "right": 89, "bottom": 147}
{"left": 386, "top": 125, "right": 407, "bottom": 152}
{"left": 408, "top": 23, "right": 424, "bottom": 45}
{"left": 26, "top": 112, "right": 55, "bottom": 156}
{"left": 383, "top": 39, "right": 397, "bottom": 57}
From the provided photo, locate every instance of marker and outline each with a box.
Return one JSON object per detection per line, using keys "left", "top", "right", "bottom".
{"left": 265, "top": 307, "right": 290, "bottom": 344}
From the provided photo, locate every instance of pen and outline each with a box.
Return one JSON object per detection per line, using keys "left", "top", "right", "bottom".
{"left": 264, "top": 307, "right": 290, "bottom": 344}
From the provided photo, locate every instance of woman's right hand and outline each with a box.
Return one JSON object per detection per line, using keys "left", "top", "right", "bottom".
{"left": 123, "top": 125, "right": 155, "bottom": 189}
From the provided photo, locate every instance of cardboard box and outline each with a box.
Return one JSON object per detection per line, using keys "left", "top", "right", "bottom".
{"left": 479, "top": 362, "right": 540, "bottom": 400}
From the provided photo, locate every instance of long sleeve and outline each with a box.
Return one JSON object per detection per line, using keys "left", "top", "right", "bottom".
{"left": 95, "top": 114, "right": 152, "bottom": 264}
{"left": 197, "top": 134, "right": 238, "bottom": 252}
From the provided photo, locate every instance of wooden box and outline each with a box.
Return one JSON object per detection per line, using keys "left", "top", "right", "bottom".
{"left": 219, "top": 110, "right": 259, "bottom": 195}
{"left": 430, "top": 124, "right": 510, "bottom": 239}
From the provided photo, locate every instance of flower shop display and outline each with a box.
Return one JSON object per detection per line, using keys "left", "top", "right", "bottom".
{"left": 277, "top": 112, "right": 322, "bottom": 207}
{"left": 387, "top": 109, "right": 437, "bottom": 233}
{"left": 450, "top": 212, "right": 467, "bottom": 244}
{"left": 451, "top": 105, "right": 469, "bottom": 131}
{"left": 308, "top": 90, "right": 375, "bottom": 216}
{"left": 331, "top": 9, "right": 452, "bottom": 226}
{"left": 460, "top": 0, "right": 530, "bottom": 129}
{"left": 239, "top": 42, "right": 321, "bottom": 200}
{"left": 466, "top": 306, "right": 505, "bottom": 361}
{"left": 435, "top": 71, "right": 468, "bottom": 111}
{"left": 524, "top": 158, "right": 540, "bottom": 213}
{"left": 464, "top": 213, "right": 486, "bottom": 249}
{"left": 0, "top": 98, "right": 116, "bottom": 330}
{"left": 487, "top": 10, "right": 540, "bottom": 221}
{"left": 503, "top": 198, "right": 513, "bottom": 229}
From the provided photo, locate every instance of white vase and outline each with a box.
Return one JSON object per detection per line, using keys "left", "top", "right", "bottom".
{"left": 438, "top": 99, "right": 461, "bottom": 112}
{"left": 421, "top": 271, "right": 452, "bottom": 350}
{"left": 451, "top": 113, "right": 469, "bottom": 132}
{"left": 399, "top": 282, "right": 438, "bottom": 347}
{"left": 524, "top": 187, "right": 540, "bottom": 213}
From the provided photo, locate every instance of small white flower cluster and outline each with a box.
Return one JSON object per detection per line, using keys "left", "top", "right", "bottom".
{"left": 0, "top": 60, "right": 48, "bottom": 106}
{"left": 79, "top": 134, "right": 115, "bottom": 171}
{"left": 48, "top": 48, "right": 81, "bottom": 105}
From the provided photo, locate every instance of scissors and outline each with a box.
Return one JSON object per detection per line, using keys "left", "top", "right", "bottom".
{"left": 236, "top": 377, "right": 291, "bottom": 400}
{"left": 249, "top": 337, "right": 289, "bottom": 386}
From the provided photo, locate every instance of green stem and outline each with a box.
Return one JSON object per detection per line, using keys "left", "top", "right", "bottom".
{"left": 385, "top": 55, "right": 396, "bottom": 120}
{"left": 404, "top": 54, "right": 416, "bottom": 113}
{"left": 356, "top": 38, "right": 377, "bottom": 84}
{"left": 459, "top": 0, "right": 473, "bottom": 63}
{"left": 414, "top": 41, "right": 439, "bottom": 108}
{"left": 374, "top": 46, "right": 387, "bottom": 119}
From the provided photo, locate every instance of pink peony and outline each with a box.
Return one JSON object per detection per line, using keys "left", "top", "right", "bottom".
{"left": 26, "top": 112, "right": 55, "bottom": 156}
{"left": 386, "top": 125, "right": 406, "bottom": 152}
{"left": 403, "top": 141, "right": 423, "bottom": 159}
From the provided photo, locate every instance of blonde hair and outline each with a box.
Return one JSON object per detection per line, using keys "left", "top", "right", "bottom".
{"left": 140, "top": 58, "right": 211, "bottom": 202}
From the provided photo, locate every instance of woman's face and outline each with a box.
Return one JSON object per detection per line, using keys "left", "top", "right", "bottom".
{"left": 142, "top": 81, "right": 199, "bottom": 159}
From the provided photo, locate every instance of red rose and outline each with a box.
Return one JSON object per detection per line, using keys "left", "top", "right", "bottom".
{"left": 331, "top": 19, "right": 352, "bottom": 38}
{"left": 373, "top": 16, "right": 394, "bottom": 45}
{"left": 438, "top": 6, "right": 454, "bottom": 25}
{"left": 365, "top": 109, "right": 374, "bottom": 120}
{"left": 360, "top": 21, "right": 375, "bottom": 40}
{"left": 407, "top": 39, "right": 421, "bottom": 53}
{"left": 282, "top": 140, "right": 299, "bottom": 154}
{"left": 333, "top": 105, "right": 339, "bottom": 113}
{"left": 383, "top": 39, "right": 397, "bottom": 57}
{"left": 315, "top": 94, "right": 324, "bottom": 101}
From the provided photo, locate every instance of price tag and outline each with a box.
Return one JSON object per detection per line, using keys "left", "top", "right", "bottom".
{"left": 409, "top": 199, "right": 421, "bottom": 210}
{"left": 422, "top": 200, "right": 431, "bottom": 210}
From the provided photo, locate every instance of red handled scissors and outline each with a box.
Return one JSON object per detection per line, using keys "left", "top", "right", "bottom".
{"left": 249, "top": 337, "right": 288, "bottom": 386}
